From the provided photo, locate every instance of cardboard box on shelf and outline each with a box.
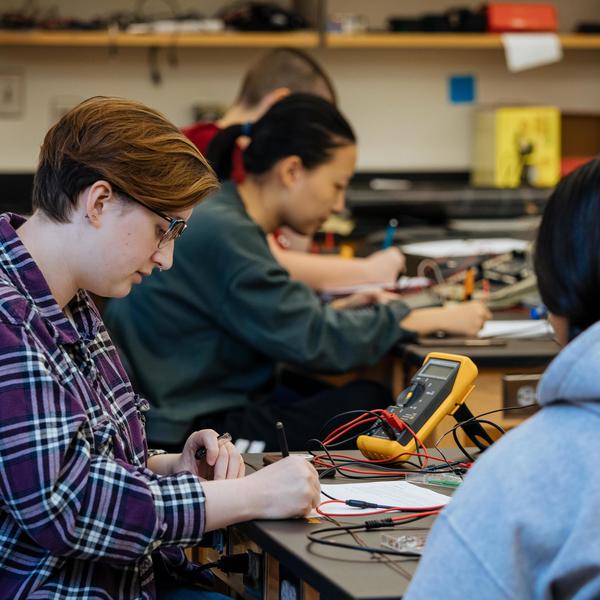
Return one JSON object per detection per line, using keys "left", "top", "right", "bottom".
{"left": 561, "top": 112, "right": 600, "bottom": 176}
{"left": 472, "top": 106, "right": 561, "bottom": 188}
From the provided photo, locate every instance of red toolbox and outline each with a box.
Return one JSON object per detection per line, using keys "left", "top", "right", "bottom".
{"left": 487, "top": 3, "right": 558, "bottom": 32}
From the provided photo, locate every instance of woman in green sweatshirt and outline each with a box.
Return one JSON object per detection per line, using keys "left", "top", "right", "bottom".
{"left": 105, "top": 94, "right": 489, "bottom": 451}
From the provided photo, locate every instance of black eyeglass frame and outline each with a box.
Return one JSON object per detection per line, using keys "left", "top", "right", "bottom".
{"left": 123, "top": 193, "right": 187, "bottom": 248}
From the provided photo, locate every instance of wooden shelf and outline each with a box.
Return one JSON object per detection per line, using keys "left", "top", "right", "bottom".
{"left": 0, "top": 30, "right": 320, "bottom": 48}
{"left": 326, "top": 32, "right": 600, "bottom": 50}
{"left": 3, "top": 30, "right": 600, "bottom": 51}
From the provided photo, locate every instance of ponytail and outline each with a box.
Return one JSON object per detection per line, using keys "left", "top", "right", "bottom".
{"left": 206, "top": 123, "right": 245, "bottom": 181}
{"left": 207, "top": 93, "right": 355, "bottom": 182}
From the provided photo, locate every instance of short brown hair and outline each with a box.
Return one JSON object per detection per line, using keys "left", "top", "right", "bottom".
{"left": 236, "top": 48, "right": 337, "bottom": 108}
{"left": 33, "top": 96, "right": 218, "bottom": 222}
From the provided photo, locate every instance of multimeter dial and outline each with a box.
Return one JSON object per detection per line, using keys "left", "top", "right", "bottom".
{"left": 369, "top": 358, "right": 460, "bottom": 445}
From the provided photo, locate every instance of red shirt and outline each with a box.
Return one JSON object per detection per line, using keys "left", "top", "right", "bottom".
{"left": 182, "top": 121, "right": 246, "bottom": 183}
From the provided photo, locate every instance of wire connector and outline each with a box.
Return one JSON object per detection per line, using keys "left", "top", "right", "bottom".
{"left": 380, "top": 410, "right": 406, "bottom": 435}
{"left": 364, "top": 518, "right": 394, "bottom": 530}
{"left": 346, "top": 499, "right": 381, "bottom": 509}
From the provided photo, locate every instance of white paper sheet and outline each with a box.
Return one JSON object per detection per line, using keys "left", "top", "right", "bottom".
{"left": 477, "top": 319, "right": 554, "bottom": 339}
{"left": 401, "top": 238, "right": 529, "bottom": 258}
{"left": 313, "top": 480, "right": 450, "bottom": 517}
{"left": 501, "top": 33, "right": 563, "bottom": 72}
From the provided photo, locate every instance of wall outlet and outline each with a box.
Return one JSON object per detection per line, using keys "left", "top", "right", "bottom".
{"left": 0, "top": 70, "right": 24, "bottom": 117}
{"left": 502, "top": 373, "right": 541, "bottom": 418}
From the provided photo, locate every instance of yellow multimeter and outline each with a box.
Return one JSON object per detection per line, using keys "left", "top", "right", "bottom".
{"left": 357, "top": 352, "right": 493, "bottom": 462}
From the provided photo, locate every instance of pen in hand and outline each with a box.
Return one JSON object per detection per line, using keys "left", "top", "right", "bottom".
{"left": 383, "top": 218, "right": 398, "bottom": 249}
{"left": 195, "top": 432, "right": 232, "bottom": 460}
{"left": 276, "top": 421, "right": 289, "bottom": 458}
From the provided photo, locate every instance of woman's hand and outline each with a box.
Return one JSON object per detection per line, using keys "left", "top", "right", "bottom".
{"left": 242, "top": 455, "right": 321, "bottom": 519}
{"left": 401, "top": 301, "right": 492, "bottom": 338}
{"left": 437, "top": 302, "right": 492, "bottom": 337}
{"left": 364, "top": 247, "right": 406, "bottom": 281}
{"left": 202, "top": 455, "right": 321, "bottom": 531}
{"left": 175, "top": 429, "right": 245, "bottom": 480}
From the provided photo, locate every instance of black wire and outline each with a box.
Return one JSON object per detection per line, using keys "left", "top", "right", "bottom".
{"left": 452, "top": 418, "right": 505, "bottom": 462}
{"left": 432, "top": 403, "right": 537, "bottom": 468}
{"left": 306, "top": 438, "right": 426, "bottom": 481}
{"left": 452, "top": 427, "right": 476, "bottom": 462}
{"left": 438, "top": 403, "right": 535, "bottom": 448}
{"left": 476, "top": 418, "right": 506, "bottom": 436}
{"left": 430, "top": 439, "right": 465, "bottom": 479}
{"left": 307, "top": 516, "right": 430, "bottom": 557}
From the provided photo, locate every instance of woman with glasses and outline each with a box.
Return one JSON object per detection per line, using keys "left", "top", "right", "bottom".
{"left": 405, "top": 158, "right": 600, "bottom": 599}
{"left": 105, "top": 93, "right": 490, "bottom": 453}
{"left": 0, "top": 96, "right": 320, "bottom": 600}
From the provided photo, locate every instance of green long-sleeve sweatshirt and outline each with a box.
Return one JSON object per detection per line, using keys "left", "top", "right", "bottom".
{"left": 105, "top": 182, "right": 413, "bottom": 444}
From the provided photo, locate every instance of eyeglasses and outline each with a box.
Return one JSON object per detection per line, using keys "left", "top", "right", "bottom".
{"left": 124, "top": 194, "right": 187, "bottom": 249}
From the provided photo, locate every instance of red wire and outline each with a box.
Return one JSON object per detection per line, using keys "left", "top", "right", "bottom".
{"left": 323, "top": 414, "right": 379, "bottom": 445}
{"left": 316, "top": 500, "right": 443, "bottom": 518}
{"left": 322, "top": 409, "right": 429, "bottom": 465}
{"left": 324, "top": 411, "right": 379, "bottom": 441}
{"left": 320, "top": 451, "right": 406, "bottom": 464}
{"left": 315, "top": 451, "right": 470, "bottom": 470}
{"left": 313, "top": 456, "right": 412, "bottom": 476}
{"left": 323, "top": 408, "right": 396, "bottom": 445}
{"left": 391, "top": 510, "right": 440, "bottom": 522}
{"left": 319, "top": 409, "right": 470, "bottom": 477}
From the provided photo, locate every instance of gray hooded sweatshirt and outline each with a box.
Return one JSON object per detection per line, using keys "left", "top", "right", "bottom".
{"left": 405, "top": 320, "right": 600, "bottom": 599}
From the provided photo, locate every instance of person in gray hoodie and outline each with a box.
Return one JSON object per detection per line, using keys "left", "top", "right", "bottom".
{"left": 405, "top": 157, "right": 600, "bottom": 599}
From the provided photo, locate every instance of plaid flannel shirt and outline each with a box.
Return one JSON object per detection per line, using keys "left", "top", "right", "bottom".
{"left": 0, "top": 213, "right": 207, "bottom": 599}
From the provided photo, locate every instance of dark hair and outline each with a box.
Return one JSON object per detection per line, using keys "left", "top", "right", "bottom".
{"left": 236, "top": 48, "right": 336, "bottom": 107}
{"left": 207, "top": 93, "right": 355, "bottom": 181}
{"left": 33, "top": 96, "right": 218, "bottom": 223}
{"left": 534, "top": 157, "right": 600, "bottom": 339}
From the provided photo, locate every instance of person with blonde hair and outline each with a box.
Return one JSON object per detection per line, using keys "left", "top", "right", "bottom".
{"left": 0, "top": 96, "right": 320, "bottom": 599}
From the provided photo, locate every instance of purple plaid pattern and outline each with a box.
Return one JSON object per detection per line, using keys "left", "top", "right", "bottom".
{"left": 0, "top": 214, "right": 207, "bottom": 599}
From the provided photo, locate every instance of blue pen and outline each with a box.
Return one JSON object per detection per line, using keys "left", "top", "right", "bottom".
{"left": 383, "top": 218, "right": 398, "bottom": 249}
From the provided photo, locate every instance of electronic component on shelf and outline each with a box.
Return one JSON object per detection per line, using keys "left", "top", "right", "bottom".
{"left": 357, "top": 352, "right": 494, "bottom": 462}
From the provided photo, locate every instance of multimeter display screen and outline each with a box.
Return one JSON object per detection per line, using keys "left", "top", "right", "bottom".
{"left": 421, "top": 363, "right": 455, "bottom": 379}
